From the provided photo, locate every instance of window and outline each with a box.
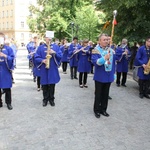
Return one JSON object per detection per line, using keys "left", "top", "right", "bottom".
{"left": 6, "top": 10, "right": 8, "bottom": 17}
{"left": 10, "top": 0, "right": 13, "bottom": 4}
{"left": 6, "top": 22, "right": 9, "bottom": 29}
{"left": 3, "top": 22, "right": 4, "bottom": 29}
{"left": 6, "top": 0, "right": 8, "bottom": 5}
{"left": 21, "top": 21, "right": 24, "bottom": 28}
{"left": 2, "top": 0, "right": 4, "bottom": 6}
{"left": 11, "top": 22, "right": 13, "bottom": 29}
{"left": 21, "top": 33, "right": 24, "bottom": 40}
{"left": 10, "top": 10, "right": 13, "bottom": 17}
{"left": 2, "top": 11, "right": 4, "bottom": 18}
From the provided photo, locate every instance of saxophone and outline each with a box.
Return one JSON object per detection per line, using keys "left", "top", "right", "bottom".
{"left": 45, "top": 42, "right": 52, "bottom": 69}
{"left": 144, "top": 59, "right": 150, "bottom": 75}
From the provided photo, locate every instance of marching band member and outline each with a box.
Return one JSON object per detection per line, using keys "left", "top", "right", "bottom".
{"left": 0, "top": 32, "right": 14, "bottom": 110}
{"left": 60, "top": 39, "right": 69, "bottom": 74}
{"left": 68, "top": 37, "right": 81, "bottom": 79}
{"left": 33, "top": 41, "right": 44, "bottom": 91}
{"left": 116, "top": 38, "right": 131, "bottom": 87}
{"left": 77, "top": 39, "right": 91, "bottom": 88}
{"left": 26, "top": 35, "right": 38, "bottom": 82}
{"left": 34, "top": 31, "right": 62, "bottom": 107}
{"left": 91, "top": 34, "right": 115, "bottom": 118}
{"left": 135, "top": 37, "right": 150, "bottom": 99}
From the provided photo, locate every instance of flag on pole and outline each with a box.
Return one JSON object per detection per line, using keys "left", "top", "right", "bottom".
{"left": 113, "top": 18, "right": 117, "bottom": 25}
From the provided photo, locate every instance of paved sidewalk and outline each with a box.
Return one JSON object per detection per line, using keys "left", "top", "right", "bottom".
{"left": 0, "top": 49, "right": 150, "bottom": 150}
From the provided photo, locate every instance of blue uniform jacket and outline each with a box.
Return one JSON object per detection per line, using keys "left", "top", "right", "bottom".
{"left": 60, "top": 45, "right": 69, "bottom": 62}
{"left": 77, "top": 46, "right": 91, "bottom": 73}
{"left": 68, "top": 43, "right": 81, "bottom": 67}
{"left": 26, "top": 41, "right": 36, "bottom": 60}
{"left": 34, "top": 43, "right": 62, "bottom": 85}
{"left": 135, "top": 45, "right": 150, "bottom": 80}
{"left": 33, "top": 53, "right": 40, "bottom": 77}
{"left": 91, "top": 46, "right": 115, "bottom": 83}
{"left": 0, "top": 45, "right": 14, "bottom": 88}
{"left": 116, "top": 46, "right": 130, "bottom": 72}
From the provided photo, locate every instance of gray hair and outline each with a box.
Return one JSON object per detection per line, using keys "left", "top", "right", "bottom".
{"left": 98, "top": 33, "right": 108, "bottom": 40}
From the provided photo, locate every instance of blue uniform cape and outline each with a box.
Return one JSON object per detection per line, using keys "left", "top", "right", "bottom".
{"left": 116, "top": 46, "right": 131, "bottom": 72}
{"left": 68, "top": 43, "right": 81, "bottom": 67}
{"left": 0, "top": 45, "right": 14, "bottom": 88}
{"left": 34, "top": 43, "right": 62, "bottom": 85}
{"left": 60, "top": 45, "right": 69, "bottom": 62}
{"left": 91, "top": 45, "right": 115, "bottom": 83}
{"left": 134, "top": 45, "right": 150, "bottom": 80}
{"left": 77, "top": 46, "right": 91, "bottom": 73}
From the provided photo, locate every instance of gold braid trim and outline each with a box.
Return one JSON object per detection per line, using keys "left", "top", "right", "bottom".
{"left": 92, "top": 49, "right": 100, "bottom": 54}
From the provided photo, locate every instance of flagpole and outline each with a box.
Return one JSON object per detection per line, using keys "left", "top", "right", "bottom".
{"left": 110, "top": 10, "right": 117, "bottom": 46}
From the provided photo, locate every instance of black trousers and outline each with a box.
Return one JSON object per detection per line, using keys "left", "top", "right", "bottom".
{"left": 0, "top": 88, "right": 12, "bottom": 104}
{"left": 94, "top": 81, "right": 111, "bottom": 113}
{"left": 42, "top": 84, "right": 55, "bottom": 103}
{"left": 62, "top": 62, "right": 68, "bottom": 72}
{"left": 37, "top": 77, "right": 41, "bottom": 88}
{"left": 91, "top": 64, "right": 94, "bottom": 74}
{"left": 138, "top": 79, "right": 150, "bottom": 95}
{"left": 79, "top": 72, "right": 88, "bottom": 85}
{"left": 70, "top": 67, "right": 77, "bottom": 78}
{"left": 116, "top": 72, "right": 127, "bottom": 85}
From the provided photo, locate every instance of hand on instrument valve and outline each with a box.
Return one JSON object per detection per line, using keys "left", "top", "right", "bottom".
{"left": 142, "top": 64, "right": 147, "bottom": 69}
{"left": 0, "top": 52, "right": 7, "bottom": 58}
{"left": 123, "top": 49, "right": 128, "bottom": 55}
{"left": 49, "top": 49, "right": 56, "bottom": 54}
{"left": 42, "top": 59, "right": 47, "bottom": 64}
{"left": 104, "top": 53, "right": 110, "bottom": 60}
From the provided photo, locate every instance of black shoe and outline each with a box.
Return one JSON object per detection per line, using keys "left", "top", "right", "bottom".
{"left": 43, "top": 101, "right": 47, "bottom": 107}
{"left": 79, "top": 85, "right": 83, "bottom": 88}
{"left": 139, "top": 94, "right": 144, "bottom": 98}
{"left": 50, "top": 101, "right": 55, "bottom": 107}
{"left": 108, "top": 96, "right": 112, "bottom": 100}
{"left": 74, "top": 77, "right": 78, "bottom": 79}
{"left": 100, "top": 111, "right": 109, "bottom": 117}
{"left": 121, "top": 84, "right": 127, "bottom": 87}
{"left": 71, "top": 77, "right": 73, "bottom": 80}
{"left": 95, "top": 112, "right": 101, "bottom": 118}
{"left": 116, "top": 84, "right": 120, "bottom": 87}
{"left": 144, "top": 94, "right": 150, "bottom": 99}
{"left": 7, "top": 104, "right": 13, "bottom": 110}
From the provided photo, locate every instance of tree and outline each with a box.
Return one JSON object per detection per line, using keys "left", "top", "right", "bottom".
{"left": 95, "top": 0, "right": 150, "bottom": 42}
{"left": 27, "top": 0, "right": 97, "bottom": 40}
{"left": 73, "top": 5, "right": 100, "bottom": 41}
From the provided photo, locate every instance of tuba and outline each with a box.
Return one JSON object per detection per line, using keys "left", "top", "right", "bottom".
{"left": 45, "top": 42, "right": 52, "bottom": 69}
{"left": 144, "top": 59, "right": 150, "bottom": 75}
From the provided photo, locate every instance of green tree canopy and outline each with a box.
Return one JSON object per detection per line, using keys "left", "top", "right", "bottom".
{"left": 95, "top": 0, "right": 150, "bottom": 43}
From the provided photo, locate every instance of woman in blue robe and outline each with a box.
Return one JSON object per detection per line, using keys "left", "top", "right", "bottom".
{"left": 77, "top": 39, "right": 91, "bottom": 88}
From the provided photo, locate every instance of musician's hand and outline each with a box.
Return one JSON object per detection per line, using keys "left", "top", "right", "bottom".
{"left": 42, "top": 59, "right": 47, "bottom": 64}
{"left": 104, "top": 53, "right": 110, "bottom": 60}
{"left": 142, "top": 64, "right": 147, "bottom": 69}
{"left": 50, "top": 50, "right": 56, "bottom": 54}
{"left": 0, "top": 52, "right": 7, "bottom": 58}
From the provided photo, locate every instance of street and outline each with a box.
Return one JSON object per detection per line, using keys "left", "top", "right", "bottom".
{"left": 0, "top": 48, "right": 150, "bottom": 150}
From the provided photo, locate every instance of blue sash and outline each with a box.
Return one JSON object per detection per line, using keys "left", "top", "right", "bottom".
{"left": 97, "top": 46, "right": 113, "bottom": 72}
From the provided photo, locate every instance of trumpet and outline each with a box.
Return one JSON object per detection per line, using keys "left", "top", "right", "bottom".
{"left": 45, "top": 42, "right": 52, "bottom": 69}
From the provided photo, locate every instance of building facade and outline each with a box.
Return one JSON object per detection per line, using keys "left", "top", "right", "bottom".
{"left": 0, "top": 0, "right": 36, "bottom": 47}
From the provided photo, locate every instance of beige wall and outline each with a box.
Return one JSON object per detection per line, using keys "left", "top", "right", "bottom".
{"left": 0, "top": 0, "right": 37, "bottom": 47}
